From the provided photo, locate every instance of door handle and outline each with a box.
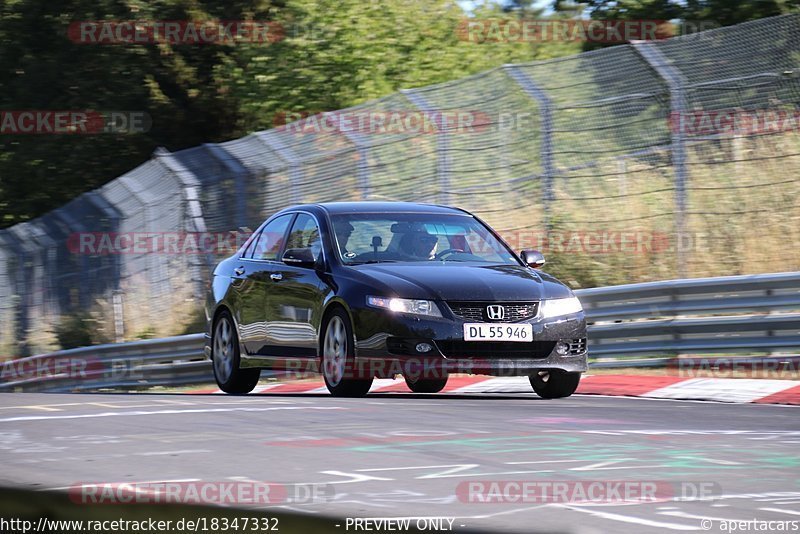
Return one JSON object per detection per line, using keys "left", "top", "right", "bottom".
{"left": 234, "top": 266, "right": 245, "bottom": 276}
{"left": 270, "top": 273, "right": 283, "bottom": 281}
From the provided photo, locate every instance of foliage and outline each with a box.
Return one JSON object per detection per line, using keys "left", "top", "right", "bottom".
{"left": 54, "top": 313, "right": 94, "bottom": 349}
{"left": 0, "top": 0, "right": 579, "bottom": 227}
{"left": 551, "top": 0, "right": 800, "bottom": 51}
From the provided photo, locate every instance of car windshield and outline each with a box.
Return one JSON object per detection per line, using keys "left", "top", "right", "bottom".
{"left": 329, "top": 212, "right": 520, "bottom": 265}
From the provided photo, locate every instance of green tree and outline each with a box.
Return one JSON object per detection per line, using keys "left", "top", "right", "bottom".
{"left": 553, "top": 0, "right": 800, "bottom": 51}
{"left": 0, "top": 0, "right": 270, "bottom": 227}
{"left": 221, "top": 0, "right": 579, "bottom": 132}
{"left": 0, "top": 0, "right": 578, "bottom": 227}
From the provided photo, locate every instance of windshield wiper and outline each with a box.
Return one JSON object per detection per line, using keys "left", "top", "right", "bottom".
{"left": 349, "top": 259, "right": 400, "bottom": 265}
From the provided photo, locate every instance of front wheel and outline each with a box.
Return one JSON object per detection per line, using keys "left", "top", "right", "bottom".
{"left": 321, "top": 308, "right": 373, "bottom": 397}
{"left": 405, "top": 375, "right": 448, "bottom": 393}
{"left": 212, "top": 311, "right": 260, "bottom": 394}
{"left": 529, "top": 370, "right": 581, "bottom": 399}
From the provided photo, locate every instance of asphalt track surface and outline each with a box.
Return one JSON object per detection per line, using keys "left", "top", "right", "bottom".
{"left": 1, "top": 391, "right": 798, "bottom": 534}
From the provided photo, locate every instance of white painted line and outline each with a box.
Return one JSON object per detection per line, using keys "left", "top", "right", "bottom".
{"left": 0, "top": 406, "right": 346, "bottom": 423}
{"left": 45, "top": 478, "right": 200, "bottom": 491}
{"left": 643, "top": 378, "right": 798, "bottom": 403}
{"left": 135, "top": 449, "right": 211, "bottom": 456}
{"left": 454, "top": 377, "right": 530, "bottom": 394}
{"left": 572, "top": 394, "right": 800, "bottom": 407}
{"left": 370, "top": 378, "right": 402, "bottom": 391}
{"left": 759, "top": 507, "right": 800, "bottom": 516}
{"left": 253, "top": 383, "right": 286, "bottom": 393}
{"left": 506, "top": 459, "right": 586, "bottom": 465}
{"left": 659, "top": 510, "right": 741, "bottom": 521}
{"left": 552, "top": 504, "right": 698, "bottom": 530}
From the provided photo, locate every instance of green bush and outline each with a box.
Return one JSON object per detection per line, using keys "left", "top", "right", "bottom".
{"left": 55, "top": 314, "right": 94, "bottom": 350}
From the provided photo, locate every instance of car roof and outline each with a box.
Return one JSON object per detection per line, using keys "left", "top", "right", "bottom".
{"left": 308, "top": 201, "right": 471, "bottom": 216}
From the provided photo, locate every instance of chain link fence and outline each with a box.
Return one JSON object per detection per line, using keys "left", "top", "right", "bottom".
{"left": 1, "top": 14, "right": 799, "bottom": 356}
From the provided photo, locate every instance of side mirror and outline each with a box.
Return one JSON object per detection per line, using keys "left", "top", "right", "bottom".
{"left": 520, "top": 249, "right": 546, "bottom": 269}
{"left": 282, "top": 247, "right": 316, "bottom": 268}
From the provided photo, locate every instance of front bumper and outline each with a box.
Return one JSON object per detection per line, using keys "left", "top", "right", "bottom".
{"left": 353, "top": 309, "right": 588, "bottom": 377}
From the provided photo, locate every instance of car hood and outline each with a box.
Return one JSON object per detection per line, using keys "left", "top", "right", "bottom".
{"left": 351, "top": 263, "right": 573, "bottom": 301}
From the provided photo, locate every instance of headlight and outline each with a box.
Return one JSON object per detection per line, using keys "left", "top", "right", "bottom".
{"left": 367, "top": 296, "right": 442, "bottom": 317}
{"left": 539, "top": 296, "right": 582, "bottom": 318}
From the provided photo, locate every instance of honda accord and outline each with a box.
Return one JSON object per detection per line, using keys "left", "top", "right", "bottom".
{"left": 204, "top": 202, "right": 587, "bottom": 398}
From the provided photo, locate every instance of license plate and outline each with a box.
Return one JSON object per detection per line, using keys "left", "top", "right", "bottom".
{"left": 463, "top": 323, "right": 533, "bottom": 342}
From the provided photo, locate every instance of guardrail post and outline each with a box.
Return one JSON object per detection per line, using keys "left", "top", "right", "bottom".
{"left": 503, "top": 65, "right": 555, "bottom": 230}
{"left": 401, "top": 89, "right": 451, "bottom": 205}
{"left": 632, "top": 42, "right": 689, "bottom": 278}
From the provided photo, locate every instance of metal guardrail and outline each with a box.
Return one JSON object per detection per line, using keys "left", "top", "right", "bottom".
{"left": 1, "top": 272, "right": 798, "bottom": 392}
{"left": 0, "top": 334, "right": 207, "bottom": 392}
{"left": 578, "top": 271, "right": 800, "bottom": 368}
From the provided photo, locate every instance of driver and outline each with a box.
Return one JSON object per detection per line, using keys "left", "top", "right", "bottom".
{"left": 401, "top": 231, "right": 438, "bottom": 260}
{"left": 335, "top": 222, "right": 355, "bottom": 255}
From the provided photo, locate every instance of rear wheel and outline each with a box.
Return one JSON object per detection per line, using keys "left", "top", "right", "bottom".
{"left": 212, "top": 311, "right": 260, "bottom": 394}
{"left": 529, "top": 370, "right": 580, "bottom": 399}
{"left": 321, "top": 308, "right": 373, "bottom": 397}
{"left": 405, "top": 375, "right": 448, "bottom": 393}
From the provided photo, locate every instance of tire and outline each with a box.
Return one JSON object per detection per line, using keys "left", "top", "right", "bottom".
{"left": 405, "top": 375, "right": 448, "bottom": 393}
{"left": 321, "top": 308, "right": 373, "bottom": 397}
{"left": 212, "top": 310, "right": 260, "bottom": 394}
{"left": 529, "top": 370, "right": 581, "bottom": 399}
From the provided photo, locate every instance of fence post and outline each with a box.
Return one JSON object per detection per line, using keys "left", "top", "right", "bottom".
{"left": 256, "top": 132, "right": 302, "bottom": 205}
{"left": 0, "top": 231, "right": 27, "bottom": 356}
{"left": 112, "top": 290, "right": 125, "bottom": 343}
{"left": 203, "top": 143, "right": 249, "bottom": 229}
{"left": 52, "top": 207, "right": 89, "bottom": 309}
{"left": 401, "top": 89, "right": 450, "bottom": 205}
{"left": 632, "top": 42, "right": 689, "bottom": 278}
{"left": 328, "top": 112, "right": 371, "bottom": 200}
{"left": 503, "top": 65, "right": 555, "bottom": 230}
{"left": 153, "top": 149, "right": 214, "bottom": 312}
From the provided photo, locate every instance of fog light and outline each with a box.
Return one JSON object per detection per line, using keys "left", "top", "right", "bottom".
{"left": 555, "top": 341, "right": 570, "bottom": 356}
{"left": 415, "top": 343, "right": 433, "bottom": 353}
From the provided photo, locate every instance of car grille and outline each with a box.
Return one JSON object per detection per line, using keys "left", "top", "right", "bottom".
{"left": 447, "top": 302, "right": 539, "bottom": 323}
{"left": 435, "top": 340, "right": 555, "bottom": 359}
{"left": 568, "top": 338, "right": 587, "bottom": 355}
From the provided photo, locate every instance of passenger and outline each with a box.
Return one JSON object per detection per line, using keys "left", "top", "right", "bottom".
{"left": 400, "top": 231, "right": 438, "bottom": 260}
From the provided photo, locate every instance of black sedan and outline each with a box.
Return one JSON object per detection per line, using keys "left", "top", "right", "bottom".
{"left": 204, "top": 202, "right": 587, "bottom": 398}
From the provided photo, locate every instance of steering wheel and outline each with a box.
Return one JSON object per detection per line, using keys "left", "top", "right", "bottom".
{"left": 434, "top": 248, "right": 464, "bottom": 260}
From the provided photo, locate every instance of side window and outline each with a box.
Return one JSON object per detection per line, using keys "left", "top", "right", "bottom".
{"left": 286, "top": 213, "right": 322, "bottom": 262}
{"left": 250, "top": 214, "right": 293, "bottom": 261}
{"left": 241, "top": 230, "right": 260, "bottom": 259}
